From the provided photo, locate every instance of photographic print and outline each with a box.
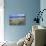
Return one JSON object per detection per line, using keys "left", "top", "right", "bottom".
{"left": 9, "top": 14, "right": 26, "bottom": 25}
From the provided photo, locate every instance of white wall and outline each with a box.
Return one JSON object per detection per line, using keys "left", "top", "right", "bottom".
{"left": 40, "top": 0, "right": 46, "bottom": 27}
{"left": 0, "top": 0, "right": 4, "bottom": 42}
